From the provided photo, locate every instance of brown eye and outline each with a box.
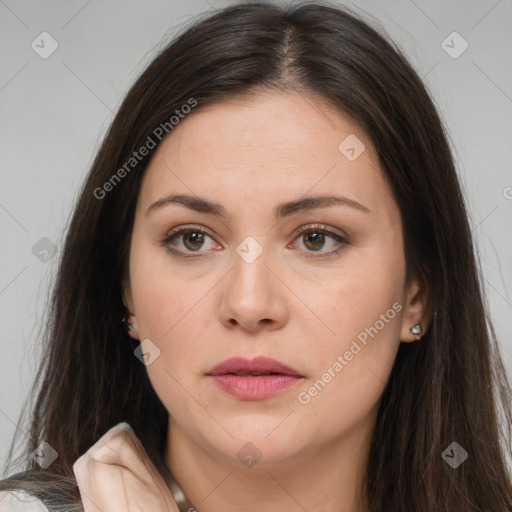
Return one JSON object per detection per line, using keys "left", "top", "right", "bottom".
{"left": 159, "top": 225, "right": 219, "bottom": 257}
{"left": 159, "top": 223, "right": 348, "bottom": 259}
{"left": 182, "top": 232, "right": 206, "bottom": 251}
{"left": 293, "top": 224, "right": 349, "bottom": 259}
{"left": 302, "top": 231, "right": 327, "bottom": 251}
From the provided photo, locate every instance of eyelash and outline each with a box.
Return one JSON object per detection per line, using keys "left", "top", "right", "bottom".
{"left": 158, "top": 223, "right": 348, "bottom": 260}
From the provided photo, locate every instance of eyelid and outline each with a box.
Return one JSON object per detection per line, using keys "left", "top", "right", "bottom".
{"left": 163, "top": 222, "right": 347, "bottom": 241}
{"left": 290, "top": 223, "right": 349, "bottom": 259}
{"left": 292, "top": 223, "right": 347, "bottom": 239}
{"left": 166, "top": 223, "right": 213, "bottom": 237}
{"left": 160, "top": 222, "right": 349, "bottom": 258}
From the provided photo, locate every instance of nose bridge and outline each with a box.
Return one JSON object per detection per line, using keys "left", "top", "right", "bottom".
{"left": 231, "top": 235, "right": 273, "bottom": 303}
{"left": 219, "top": 234, "right": 287, "bottom": 330}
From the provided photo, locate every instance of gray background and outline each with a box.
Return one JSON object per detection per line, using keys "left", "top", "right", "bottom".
{"left": 1, "top": 0, "right": 511, "bottom": 472}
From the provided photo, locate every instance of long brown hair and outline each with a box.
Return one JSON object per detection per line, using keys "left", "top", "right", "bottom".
{"left": 2, "top": 2, "right": 511, "bottom": 510}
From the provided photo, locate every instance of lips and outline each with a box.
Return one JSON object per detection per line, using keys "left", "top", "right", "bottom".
{"left": 206, "top": 356, "right": 304, "bottom": 400}
{"left": 206, "top": 356, "right": 303, "bottom": 377}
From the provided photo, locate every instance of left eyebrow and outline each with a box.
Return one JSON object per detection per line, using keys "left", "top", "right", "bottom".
{"left": 275, "top": 195, "right": 371, "bottom": 217}
{"left": 145, "top": 193, "right": 371, "bottom": 219}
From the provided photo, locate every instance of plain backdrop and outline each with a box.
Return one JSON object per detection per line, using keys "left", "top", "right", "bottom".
{"left": 1, "top": 0, "right": 511, "bottom": 474}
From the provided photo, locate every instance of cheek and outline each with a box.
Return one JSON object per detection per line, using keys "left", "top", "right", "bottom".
{"left": 294, "top": 261, "right": 404, "bottom": 422}
{"left": 304, "top": 257, "right": 404, "bottom": 349}
{"left": 129, "top": 241, "right": 206, "bottom": 340}
{"left": 296, "top": 308, "right": 402, "bottom": 438}
{"left": 130, "top": 266, "right": 216, "bottom": 397}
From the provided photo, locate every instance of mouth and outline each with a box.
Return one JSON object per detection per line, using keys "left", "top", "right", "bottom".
{"left": 223, "top": 372, "right": 285, "bottom": 376}
{"left": 206, "top": 356, "right": 304, "bottom": 400}
{"left": 206, "top": 356, "right": 303, "bottom": 378}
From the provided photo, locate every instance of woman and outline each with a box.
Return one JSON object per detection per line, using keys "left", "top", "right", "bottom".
{"left": 1, "top": 2, "right": 511, "bottom": 511}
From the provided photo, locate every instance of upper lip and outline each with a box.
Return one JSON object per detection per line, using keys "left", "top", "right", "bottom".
{"left": 206, "top": 356, "right": 303, "bottom": 377}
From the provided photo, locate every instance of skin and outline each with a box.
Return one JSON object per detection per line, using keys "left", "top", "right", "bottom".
{"left": 73, "top": 423, "right": 180, "bottom": 512}
{"left": 79, "top": 90, "right": 430, "bottom": 512}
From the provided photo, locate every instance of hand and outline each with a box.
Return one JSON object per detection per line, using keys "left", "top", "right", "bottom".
{"left": 73, "top": 422, "right": 180, "bottom": 512}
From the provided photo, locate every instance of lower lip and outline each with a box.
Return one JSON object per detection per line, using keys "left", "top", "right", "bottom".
{"left": 209, "top": 374, "right": 303, "bottom": 400}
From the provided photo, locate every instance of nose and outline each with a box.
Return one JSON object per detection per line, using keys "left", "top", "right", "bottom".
{"left": 217, "top": 240, "right": 289, "bottom": 333}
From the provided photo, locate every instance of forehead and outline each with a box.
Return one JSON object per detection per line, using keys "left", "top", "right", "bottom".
{"left": 137, "top": 91, "right": 395, "bottom": 220}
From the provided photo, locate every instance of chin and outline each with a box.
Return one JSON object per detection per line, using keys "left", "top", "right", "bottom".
{"left": 199, "top": 414, "right": 309, "bottom": 466}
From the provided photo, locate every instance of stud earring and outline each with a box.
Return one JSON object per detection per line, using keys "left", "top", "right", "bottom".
{"left": 121, "top": 316, "right": 134, "bottom": 332}
{"left": 410, "top": 323, "right": 422, "bottom": 339}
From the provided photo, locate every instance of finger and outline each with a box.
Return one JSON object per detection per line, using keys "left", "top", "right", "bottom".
{"left": 101, "top": 423, "right": 180, "bottom": 511}
{"left": 73, "top": 454, "right": 129, "bottom": 512}
{"left": 88, "top": 423, "right": 166, "bottom": 491}
{"left": 74, "top": 422, "right": 180, "bottom": 512}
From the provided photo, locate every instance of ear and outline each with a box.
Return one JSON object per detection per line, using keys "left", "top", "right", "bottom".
{"left": 399, "top": 271, "right": 432, "bottom": 343}
{"left": 121, "top": 275, "right": 139, "bottom": 340}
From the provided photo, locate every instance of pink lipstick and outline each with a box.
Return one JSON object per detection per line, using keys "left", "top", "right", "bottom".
{"left": 206, "top": 356, "right": 304, "bottom": 400}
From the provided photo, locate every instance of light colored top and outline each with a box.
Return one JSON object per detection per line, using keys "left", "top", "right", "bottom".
{"left": 0, "top": 490, "right": 49, "bottom": 512}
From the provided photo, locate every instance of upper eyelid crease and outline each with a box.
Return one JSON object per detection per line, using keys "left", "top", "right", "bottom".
{"left": 161, "top": 224, "right": 348, "bottom": 259}
{"left": 145, "top": 193, "right": 371, "bottom": 219}
{"left": 164, "top": 222, "right": 346, "bottom": 243}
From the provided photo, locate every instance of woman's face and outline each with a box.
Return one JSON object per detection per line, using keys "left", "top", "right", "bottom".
{"left": 122, "top": 91, "right": 428, "bottom": 468}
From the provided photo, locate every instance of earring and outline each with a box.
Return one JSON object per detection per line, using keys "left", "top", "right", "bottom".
{"left": 121, "top": 316, "right": 134, "bottom": 332}
{"left": 410, "top": 323, "right": 422, "bottom": 339}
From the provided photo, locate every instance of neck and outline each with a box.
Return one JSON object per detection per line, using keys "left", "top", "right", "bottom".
{"left": 164, "top": 418, "right": 372, "bottom": 512}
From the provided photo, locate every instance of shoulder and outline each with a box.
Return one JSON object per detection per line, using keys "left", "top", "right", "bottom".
{"left": 0, "top": 489, "right": 49, "bottom": 511}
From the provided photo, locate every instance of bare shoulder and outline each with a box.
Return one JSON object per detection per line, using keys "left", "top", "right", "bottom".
{"left": 0, "top": 490, "right": 50, "bottom": 512}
